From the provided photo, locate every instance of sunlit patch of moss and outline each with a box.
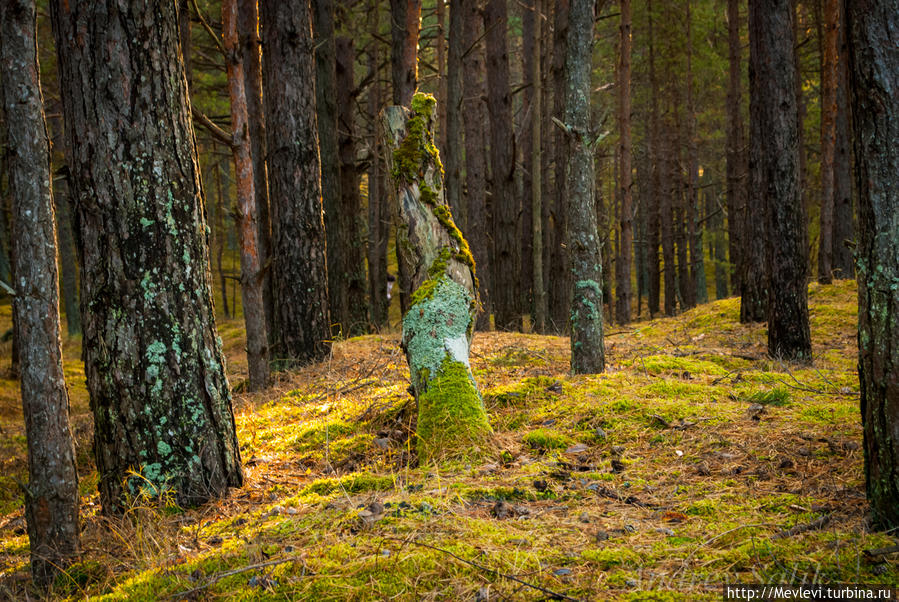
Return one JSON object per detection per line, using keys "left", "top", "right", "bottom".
{"left": 581, "top": 547, "right": 643, "bottom": 569}
{"left": 744, "top": 387, "right": 791, "bottom": 407}
{"left": 416, "top": 358, "right": 492, "bottom": 462}
{"left": 483, "top": 376, "right": 560, "bottom": 407}
{"left": 636, "top": 355, "right": 729, "bottom": 377}
{"left": 300, "top": 473, "right": 395, "bottom": 497}
{"left": 522, "top": 428, "right": 572, "bottom": 451}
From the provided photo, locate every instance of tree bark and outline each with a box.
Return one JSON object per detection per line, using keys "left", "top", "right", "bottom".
{"left": 846, "top": 0, "right": 899, "bottom": 531}
{"left": 261, "top": 0, "right": 332, "bottom": 365}
{"left": 314, "top": 0, "right": 344, "bottom": 335}
{"left": 646, "top": 0, "right": 661, "bottom": 318}
{"left": 1, "top": 0, "right": 80, "bottom": 583}
{"left": 817, "top": 0, "right": 839, "bottom": 284}
{"left": 726, "top": 0, "right": 746, "bottom": 298}
{"left": 383, "top": 95, "right": 490, "bottom": 461}
{"left": 549, "top": 0, "right": 570, "bottom": 332}
{"left": 238, "top": 0, "right": 273, "bottom": 343}
{"left": 485, "top": 0, "right": 520, "bottom": 331}
{"left": 444, "top": 0, "right": 465, "bottom": 227}
{"left": 225, "top": 0, "right": 269, "bottom": 390}
{"left": 531, "top": 0, "right": 546, "bottom": 333}
{"left": 367, "top": 3, "right": 388, "bottom": 329}
{"left": 686, "top": 0, "right": 706, "bottom": 305}
{"left": 521, "top": 0, "right": 535, "bottom": 321}
{"left": 213, "top": 159, "right": 230, "bottom": 319}
{"left": 462, "top": 0, "right": 491, "bottom": 330}
{"left": 51, "top": 0, "right": 244, "bottom": 512}
{"left": 336, "top": 35, "right": 369, "bottom": 336}
{"left": 749, "top": 0, "right": 811, "bottom": 361}
{"left": 614, "top": 0, "right": 632, "bottom": 324}
{"left": 55, "top": 179, "right": 81, "bottom": 337}
{"left": 708, "top": 187, "right": 730, "bottom": 299}
{"left": 660, "top": 121, "right": 677, "bottom": 316}
{"left": 831, "top": 1, "right": 853, "bottom": 279}
{"left": 566, "top": 0, "right": 604, "bottom": 374}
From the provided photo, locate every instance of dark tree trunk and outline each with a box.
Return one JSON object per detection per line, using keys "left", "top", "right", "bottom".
{"left": 313, "top": 0, "right": 345, "bottom": 335}
{"left": 831, "top": 1, "right": 853, "bottom": 279}
{"left": 741, "top": 0, "right": 770, "bottom": 324}
{"left": 485, "top": 0, "right": 520, "bottom": 331}
{"left": 213, "top": 159, "right": 230, "bottom": 319}
{"left": 817, "top": 0, "right": 839, "bottom": 284}
{"left": 521, "top": 0, "right": 535, "bottom": 321}
{"left": 390, "top": 0, "right": 421, "bottom": 106}
{"left": 540, "top": 0, "right": 554, "bottom": 327}
{"left": 614, "top": 0, "right": 632, "bottom": 324}
{"left": 383, "top": 96, "right": 490, "bottom": 461}
{"left": 462, "top": 0, "right": 491, "bottom": 330}
{"left": 792, "top": 0, "right": 808, "bottom": 249}
{"left": 566, "top": 0, "right": 604, "bottom": 374}
{"left": 238, "top": 0, "right": 273, "bottom": 343}
{"left": 530, "top": 0, "right": 546, "bottom": 333}
{"left": 261, "top": 0, "right": 332, "bottom": 365}
{"left": 51, "top": 0, "right": 244, "bottom": 512}
{"left": 336, "top": 35, "right": 369, "bottom": 336}
{"left": 549, "top": 0, "right": 570, "bottom": 333}
{"left": 685, "top": 0, "right": 706, "bottom": 305}
{"left": 445, "top": 0, "right": 465, "bottom": 226}
{"left": 367, "top": 3, "right": 388, "bottom": 330}
{"left": 225, "top": 0, "right": 269, "bottom": 391}
{"left": 390, "top": 0, "right": 421, "bottom": 315}
{"left": 436, "top": 0, "right": 447, "bottom": 150}
{"left": 672, "top": 107, "right": 693, "bottom": 310}
{"left": 54, "top": 181, "right": 81, "bottom": 337}
{"left": 846, "top": 0, "right": 899, "bottom": 531}
{"left": 646, "top": 0, "right": 661, "bottom": 318}
{"left": 726, "top": 0, "right": 746, "bottom": 298}
{"left": 1, "top": 0, "right": 80, "bottom": 583}
{"left": 749, "top": 0, "right": 811, "bottom": 361}
{"left": 660, "top": 122, "right": 677, "bottom": 316}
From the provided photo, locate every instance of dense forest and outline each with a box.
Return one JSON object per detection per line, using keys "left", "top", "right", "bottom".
{"left": 0, "top": 0, "right": 897, "bottom": 599}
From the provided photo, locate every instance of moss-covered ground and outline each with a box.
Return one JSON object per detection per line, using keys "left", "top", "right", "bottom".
{"left": 0, "top": 280, "right": 896, "bottom": 600}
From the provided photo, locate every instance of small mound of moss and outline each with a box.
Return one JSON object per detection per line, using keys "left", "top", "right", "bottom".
{"left": 523, "top": 428, "right": 572, "bottom": 451}
{"left": 745, "top": 387, "right": 791, "bottom": 407}
{"left": 300, "top": 473, "right": 395, "bottom": 497}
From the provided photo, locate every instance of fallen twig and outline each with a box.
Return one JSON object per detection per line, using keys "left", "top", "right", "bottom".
{"left": 863, "top": 544, "right": 899, "bottom": 558}
{"left": 169, "top": 556, "right": 302, "bottom": 599}
{"left": 772, "top": 514, "right": 831, "bottom": 540}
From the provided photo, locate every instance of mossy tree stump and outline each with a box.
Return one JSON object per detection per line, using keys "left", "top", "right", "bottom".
{"left": 382, "top": 93, "right": 491, "bottom": 462}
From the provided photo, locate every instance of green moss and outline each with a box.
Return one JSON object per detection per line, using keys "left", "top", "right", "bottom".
{"left": 391, "top": 93, "right": 443, "bottom": 184}
{"left": 522, "top": 428, "right": 572, "bottom": 451}
{"left": 300, "top": 473, "right": 395, "bottom": 497}
{"left": 416, "top": 357, "right": 492, "bottom": 461}
{"left": 745, "top": 387, "right": 791, "bottom": 407}
{"left": 581, "top": 547, "right": 642, "bottom": 569}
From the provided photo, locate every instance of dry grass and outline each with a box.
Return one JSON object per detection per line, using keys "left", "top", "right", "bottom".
{"left": 0, "top": 279, "right": 896, "bottom": 600}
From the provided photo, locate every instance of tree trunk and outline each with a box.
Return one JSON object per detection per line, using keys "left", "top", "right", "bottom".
{"left": 660, "top": 122, "right": 677, "bottom": 316}
{"left": 646, "top": 0, "right": 661, "bottom": 318}
{"left": 549, "top": 0, "right": 570, "bottom": 333}
{"left": 521, "top": 0, "right": 535, "bottom": 322}
{"left": 726, "top": 0, "right": 746, "bottom": 298}
{"left": 238, "top": 0, "right": 273, "bottom": 343}
{"left": 462, "top": 0, "right": 491, "bottom": 330}
{"left": 1, "top": 0, "right": 80, "bottom": 583}
{"left": 817, "top": 0, "right": 839, "bottom": 284}
{"left": 831, "top": 1, "right": 853, "bottom": 279}
{"left": 709, "top": 188, "right": 730, "bottom": 299}
{"left": 846, "top": 0, "right": 899, "bottom": 531}
{"left": 390, "top": 0, "right": 421, "bottom": 314}
{"left": 367, "top": 4, "right": 388, "bottom": 330}
{"left": 741, "top": 0, "right": 770, "bottom": 324}
{"left": 531, "top": 0, "right": 546, "bottom": 333}
{"left": 383, "top": 95, "right": 490, "bottom": 461}
{"left": 792, "top": 0, "right": 808, "bottom": 250}
{"left": 485, "top": 0, "right": 520, "bottom": 331}
{"left": 225, "top": 0, "right": 269, "bottom": 391}
{"left": 336, "top": 35, "right": 369, "bottom": 336}
{"left": 213, "top": 159, "right": 230, "bottom": 319}
{"left": 566, "top": 0, "right": 605, "bottom": 375}
{"left": 314, "top": 0, "right": 345, "bottom": 335}
{"left": 445, "top": 0, "right": 465, "bottom": 227}
{"left": 54, "top": 180, "right": 81, "bottom": 337}
{"left": 51, "top": 0, "right": 244, "bottom": 512}
{"left": 686, "top": 0, "right": 706, "bottom": 305}
{"left": 261, "top": 0, "right": 332, "bottom": 365}
{"left": 614, "top": 0, "right": 632, "bottom": 324}
{"left": 749, "top": 0, "right": 811, "bottom": 361}
{"left": 436, "top": 0, "right": 447, "bottom": 151}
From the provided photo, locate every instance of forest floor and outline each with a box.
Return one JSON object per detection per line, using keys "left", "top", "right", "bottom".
{"left": 0, "top": 279, "right": 897, "bottom": 600}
